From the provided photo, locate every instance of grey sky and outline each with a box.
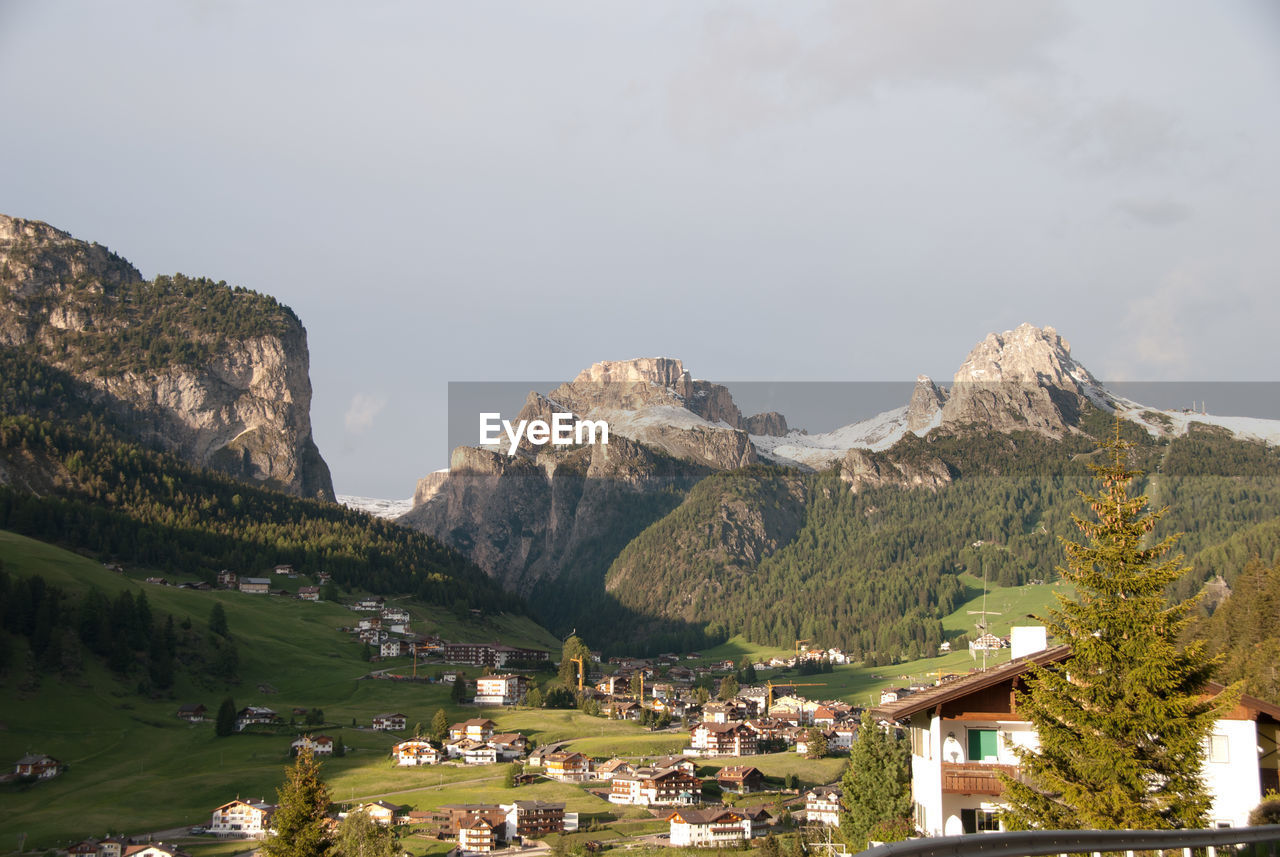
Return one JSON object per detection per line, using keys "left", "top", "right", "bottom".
{"left": 2, "top": 1, "right": 1278, "bottom": 497}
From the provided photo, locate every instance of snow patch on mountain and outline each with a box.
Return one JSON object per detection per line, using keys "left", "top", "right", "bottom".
{"left": 338, "top": 495, "right": 416, "bottom": 519}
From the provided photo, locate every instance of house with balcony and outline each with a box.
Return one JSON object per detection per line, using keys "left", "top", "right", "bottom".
{"left": 393, "top": 739, "right": 440, "bottom": 766}
{"left": 689, "top": 722, "right": 757, "bottom": 757}
{"left": 878, "top": 643, "right": 1280, "bottom": 836}
{"left": 665, "top": 807, "right": 753, "bottom": 847}
{"left": 372, "top": 713, "right": 407, "bottom": 731}
{"left": 543, "top": 751, "right": 594, "bottom": 782}
{"left": 475, "top": 675, "right": 524, "bottom": 706}
{"left": 502, "top": 800, "right": 566, "bottom": 839}
{"left": 716, "top": 765, "right": 765, "bottom": 794}
{"left": 209, "top": 798, "right": 275, "bottom": 837}
{"left": 450, "top": 718, "right": 497, "bottom": 742}
{"left": 804, "top": 786, "right": 843, "bottom": 826}
{"left": 609, "top": 766, "right": 702, "bottom": 806}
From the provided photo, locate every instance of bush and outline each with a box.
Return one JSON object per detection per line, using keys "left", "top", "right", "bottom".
{"left": 1249, "top": 794, "right": 1280, "bottom": 826}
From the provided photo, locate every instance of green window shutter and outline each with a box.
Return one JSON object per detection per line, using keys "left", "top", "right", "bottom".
{"left": 968, "top": 728, "right": 998, "bottom": 761}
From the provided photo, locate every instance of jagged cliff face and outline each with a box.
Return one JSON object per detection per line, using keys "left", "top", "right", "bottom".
{"left": 400, "top": 435, "right": 705, "bottom": 595}
{"left": 0, "top": 214, "right": 334, "bottom": 501}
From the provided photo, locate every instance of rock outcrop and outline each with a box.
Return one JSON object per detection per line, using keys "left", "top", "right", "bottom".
{"left": 839, "top": 448, "right": 953, "bottom": 493}
{"left": 745, "top": 411, "right": 789, "bottom": 436}
{"left": 0, "top": 214, "right": 334, "bottom": 500}
{"left": 941, "top": 323, "right": 1107, "bottom": 436}
{"left": 905, "top": 375, "right": 946, "bottom": 433}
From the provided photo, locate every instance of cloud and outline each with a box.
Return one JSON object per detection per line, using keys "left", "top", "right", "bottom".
{"left": 344, "top": 392, "right": 386, "bottom": 435}
{"left": 1114, "top": 198, "right": 1191, "bottom": 227}
{"left": 666, "top": 0, "right": 1070, "bottom": 144}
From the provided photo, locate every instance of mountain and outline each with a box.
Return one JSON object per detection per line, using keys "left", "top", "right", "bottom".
{"left": 401, "top": 325, "right": 1280, "bottom": 655}
{"left": 0, "top": 214, "right": 333, "bottom": 500}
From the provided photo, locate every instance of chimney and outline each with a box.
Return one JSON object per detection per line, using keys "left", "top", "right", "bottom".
{"left": 1010, "top": 626, "right": 1048, "bottom": 660}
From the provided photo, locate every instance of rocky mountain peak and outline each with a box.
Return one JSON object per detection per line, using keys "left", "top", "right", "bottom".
{"left": 941, "top": 323, "right": 1105, "bottom": 435}
{"left": 905, "top": 375, "right": 946, "bottom": 433}
{"left": 572, "top": 357, "right": 689, "bottom": 388}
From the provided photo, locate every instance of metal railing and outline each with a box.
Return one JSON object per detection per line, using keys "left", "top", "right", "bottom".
{"left": 858, "top": 825, "right": 1280, "bottom": 857}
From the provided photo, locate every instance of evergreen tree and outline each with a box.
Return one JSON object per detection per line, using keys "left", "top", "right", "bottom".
{"left": 209, "top": 602, "right": 230, "bottom": 638}
{"left": 999, "top": 427, "right": 1234, "bottom": 830}
{"left": 718, "top": 674, "right": 739, "bottom": 701}
{"left": 803, "top": 727, "right": 827, "bottom": 759}
{"left": 262, "top": 747, "right": 334, "bottom": 857}
{"left": 558, "top": 635, "right": 590, "bottom": 687}
{"left": 524, "top": 686, "right": 544, "bottom": 709}
{"left": 840, "top": 710, "right": 910, "bottom": 848}
{"left": 451, "top": 676, "right": 468, "bottom": 702}
{"left": 215, "top": 696, "right": 237, "bottom": 737}
{"left": 430, "top": 708, "right": 450, "bottom": 741}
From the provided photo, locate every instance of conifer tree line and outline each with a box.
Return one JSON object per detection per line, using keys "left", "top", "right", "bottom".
{"left": 0, "top": 565, "right": 238, "bottom": 688}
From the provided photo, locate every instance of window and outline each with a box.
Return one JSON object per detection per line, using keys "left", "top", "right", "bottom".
{"left": 961, "top": 808, "right": 1000, "bottom": 834}
{"left": 1207, "top": 734, "right": 1229, "bottom": 764}
{"left": 968, "top": 728, "right": 999, "bottom": 762}
{"left": 910, "top": 726, "right": 931, "bottom": 759}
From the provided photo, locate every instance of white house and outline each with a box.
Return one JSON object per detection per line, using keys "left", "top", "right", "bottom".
{"left": 804, "top": 787, "right": 843, "bottom": 827}
{"left": 475, "top": 674, "right": 523, "bottom": 706}
{"left": 393, "top": 739, "right": 440, "bottom": 766}
{"left": 291, "top": 734, "right": 334, "bottom": 756}
{"left": 665, "top": 807, "right": 752, "bottom": 847}
{"left": 210, "top": 798, "right": 276, "bottom": 836}
{"left": 878, "top": 644, "right": 1280, "bottom": 836}
{"left": 380, "top": 639, "right": 403, "bottom": 658}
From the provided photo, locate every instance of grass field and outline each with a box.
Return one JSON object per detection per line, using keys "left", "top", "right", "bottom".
{"left": 0, "top": 531, "right": 594, "bottom": 848}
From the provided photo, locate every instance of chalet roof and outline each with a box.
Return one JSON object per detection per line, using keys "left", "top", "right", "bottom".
{"left": 876, "top": 645, "right": 1280, "bottom": 724}
{"left": 665, "top": 807, "right": 748, "bottom": 825}
{"left": 15, "top": 753, "right": 57, "bottom": 765}
{"left": 597, "top": 758, "right": 634, "bottom": 772}
{"left": 510, "top": 800, "right": 566, "bottom": 810}
{"left": 874, "top": 645, "right": 1072, "bottom": 721}
{"left": 716, "top": 766, "right": 762, "bottom": 780}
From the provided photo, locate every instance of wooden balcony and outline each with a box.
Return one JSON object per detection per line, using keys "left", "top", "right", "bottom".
{"left": 941, "top": 761, "right": 1019, "bottom": 795}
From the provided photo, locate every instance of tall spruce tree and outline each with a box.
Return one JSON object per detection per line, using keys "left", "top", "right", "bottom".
{"left": 215, "top": 696, "right": 237, "bottom": 737}
{"left": 840, "top": 710, "right": 910, "bottom": 848}
{"left": 999, "top": 425, "right": 1235, "bottom": 830}
{"left": 262, "top": 747, "right": 334, "bottom": 857}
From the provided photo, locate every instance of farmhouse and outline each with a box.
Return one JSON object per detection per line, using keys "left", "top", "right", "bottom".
{"left": 176, "top": 703, "right": 207, "bottom": 722}
{"left": 372, "top": 713, "right": 407, "bottom": 731}
{"left": 878, "top": 643, "right": 1280, "bottom": 835}
{"left": 716, "top": 765, "right": 765, "bottom": 794}
{"left": 13, "top": 753, "right": 63, "bottom": 780}
{"left": 298, "top": 586, "right": 321, "bottom": 601}
{"left": 291, "top": 734, "right": 334, "bottom": 756}
{"left": 235, "top": 706, "right": 281, "bottom": 731}
{"left": 238, "top": 577, "right": 270, "bottom": 594}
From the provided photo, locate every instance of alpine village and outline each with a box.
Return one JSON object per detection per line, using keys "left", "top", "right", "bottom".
{"left": 3, "top": 214, "right": 1280, "bottom": 857}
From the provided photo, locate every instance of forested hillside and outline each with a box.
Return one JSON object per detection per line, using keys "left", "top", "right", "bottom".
{"left": 0, "top": 347, "right": 521, "bottom": 614}
{"left": 600, "top": 414, "right": 1280, "bottom": 660}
